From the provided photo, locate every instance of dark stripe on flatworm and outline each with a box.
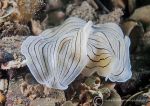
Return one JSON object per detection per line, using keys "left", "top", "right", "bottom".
{"left": 88, "top": 44, "right": 110, "bottom": 56}
{"left": 86, "top": 60, "right": 111, "bottom": 69}
{"left": 60, "top": 38, "right": 73, "bottom": 79}
{"left": 47, "top": 44, "right": 53, "bottom": 76}
{"left": 60, "top": 37, "right": 74, "bottom": 81}
{"left": 27, "top": 41, "right": 43, "bottom": 82}
{"left": 42, "top": 42, "right": 52, "bottom": 76}
{"left": 63, "top": 30, "right": 82, "bottom": 84}
{"left": 57, "top": 37, "right": 71, "bottom": 76}
{"left": 38, "top": 41, "right": 54, "bottom": 80}
{"left": 60, "top": 83, "right": 66, "bottom": 87}
{"left": 88, "top": 43, "right": 111, "bottom": 53}
{"left": 112, "top": 67, "right": 124, "bottom": 76}
{"left": 118, "top": 41, "right": 120, "bottom": 59}
{"left": 62, "top": 31, "right": 79, "bottom": 79}
{"left": 59, "top": 40, "right": 70, "bottom": 78}
{"left": 101, "top": 32, "right": 115, "bottom": 55}
{"left": 34, "top": 40, "right": 47, "bottom": 80}
{"left": 88, "top": 44, "right": 100, "bottom": 56}
{"left": 58, "top": 37, "right": 71, "bottom": 54}
{"left": 88, "top": 38, "right": 103, "bottom": 43}
{"left": 87, "top": 55, "right": 111, "bottom": 62}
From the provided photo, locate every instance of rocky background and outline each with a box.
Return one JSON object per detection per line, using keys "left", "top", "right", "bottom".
{"left": 0, "top": 0, "right": 150, "bottom": 106}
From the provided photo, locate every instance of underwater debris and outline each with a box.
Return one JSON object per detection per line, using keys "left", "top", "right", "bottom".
{"left": 0, "top": 22, "right": 30, "bottom": 39}
{"left": 83, "top": 76, "right": 101, "bottom": 90}
{"left": 0, "top": 49, "right": 14, "bottom": 64}
{"left": 0, "top": 35, "right": 27, "bottom": 64}
{"left": 95, "top": 0, "right": 125, "bottom": 12}
{"left": 79, "top": 89, "right": 103, "bottom": 106}
{"left": 78, "top": 87, "right": 122, "bottom": 106}
{"left": 1, "top": 59, "right": 26, "bottom": 70}
{"left": 20, "top": 81, "right": 66, "bottom": 100}
{"left": 0, "top": 0, "right": 18, "bottom": 19}
{"left": 20, "top": 73, "right": 66, "bottom": 100}
{"left": 0, "top": 0, "right": 47, "bottom": 23}
{"left": 15, "top": 0, "right": 46, "bottom": 23}
{"left": 66, "top": 1, "right": 97, "bottom": 21}
{"left": 97, "top": 8, "right": 123, "bottom": 24}
{"left": 20, "top": 82, "right": 44, "bottom": 100}
{"left": 66, "top": 1, "right": 123, "bottom": 24}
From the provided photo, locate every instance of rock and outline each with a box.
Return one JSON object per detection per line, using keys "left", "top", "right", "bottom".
{"left": 128, "top": 0, "right": 136, "bottom": 14}
{"left": 20, "top": 82, "right": 44, "bottom": 99}
{"left": 5, "top": 75, "right": 30, "bottom": 106}
{"left": 47, "top": 10, "right": 65, "bottom": 26}
{"left": 31, "top": 19, "right": 43, "bottom": 35}
{"left": 121, "top": 20, "right": 144, "bottom": 53}
{"left": 29, "top": 88, "right": 66, "bottom": 105}
{"left": 123, "top": 88, "right": 150, "bottom": 106}
{"left": 130, "top": 5, "right": 150, "bottom": 24}
{"left": 87, "top": 0, "right": 98, "bottom": 9}
{"left": 111, "top": 0, "right": 125, "bottom": 9}
{"left": 47, "top": 0, "right": 63, "bottom": 10}
{"left": 0, "top": 36, "right": 26, "bottom": 61}
{"left": 6, "top": 70, "right": 66, "bottom": 106}
{"left": 102, "top": 89, "right": 121, "bottom": 106}
{"left": 13, "top": 0, "right": 45, "bottom": 23}
{"left": 84, "top": 75, "right": 101, "bottom": 90}
{"left": 143, "top": 31, "right": 150, "bottom": 50}
{"left": 0, "top": 92, "right": 6, "bottom": 104}
{"left": 79, "top": 90, "right": 103, "bottom": 106}
{"left": 63, "top": 101, "right": 74, "bottom": 106}
{"left": 0, "top": 79, "right": 8, "bottom": 93}
{"left": 97, "top": 8, "right": 123, "bottom": 24}
{"left": 115, "top": 71, "right": 150, "bottom": 96}
{"left": 24, "top": 73, "right": 37, "bottom": 85}
{"left": 66, "top": 1, "right": 97, "bottom": 21}
{"left": 30, "top": 98, "right": 60, "bottom": 106}
{"left": 0, "top": 22, "right": 30, "bottom": 39}
{"left": 0, "top": 49, "right": 14, "bottom": 64}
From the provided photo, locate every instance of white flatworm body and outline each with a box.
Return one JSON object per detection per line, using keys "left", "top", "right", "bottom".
{"left": 83, "top": 23, "right": 132, "bottom": 82}
{"left": 21, "top": 17, "right": 132, "bottom": 90}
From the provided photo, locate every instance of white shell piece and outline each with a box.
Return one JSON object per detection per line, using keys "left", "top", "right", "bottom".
{"left": 21, "top": 17, "right": 132, "bottom": 90}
